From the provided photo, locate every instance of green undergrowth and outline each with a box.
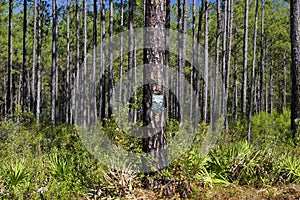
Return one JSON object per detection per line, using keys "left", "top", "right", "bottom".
{"left": 0, "top": 109, "right": 299, "bottom": 199}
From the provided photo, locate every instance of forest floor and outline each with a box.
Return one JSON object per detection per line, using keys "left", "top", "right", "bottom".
{"left": 129, "top": 183, "right": 300, "bottom": 200}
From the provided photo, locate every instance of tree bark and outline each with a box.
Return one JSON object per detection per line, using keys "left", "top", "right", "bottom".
{"left": 290, "top": 0, "right": 300, "bottom": 136}
{"left": 203, "top": 0, "right": 209, "bottom": 123}
{"left": 143, "top": 0, "right": 167, "bottom": 171}
{"left": 66, "top": 0, "right": 70, "bottom": 125}
{"left": 283, "top": 51, "right": 287, "bottom": 109}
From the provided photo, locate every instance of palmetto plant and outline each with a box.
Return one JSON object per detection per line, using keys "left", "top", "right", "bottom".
{"left": 280, "top": 156, "right": 300, "bottom": 183}
{"left": 48, "top": 152, "right": 75, "bottom": 180}
{"left": 5, "top": 159, "right": 29, "bottom": 189}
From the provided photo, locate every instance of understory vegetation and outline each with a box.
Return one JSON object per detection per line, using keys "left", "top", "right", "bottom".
{"left": 0, "top": 110, "right": 300, "bottom": 199}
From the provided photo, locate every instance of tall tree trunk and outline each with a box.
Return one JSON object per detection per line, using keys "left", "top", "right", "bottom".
{"left": 82, "top": 0, "right": 87, "bottom": 128}
{"left": 118, "top": 0, "right": 124, "bottom": 116}
{"left": 242, "top": 0, "right": 249, "bottom": 116}
{"left": 128, "top": 0, "right": 134, "bottom": 121}
{"left": 232, "top": 43, "right": 238, "bottom": 120}
{"left": 247, "top": 0, "right": 259, "bottom": 143}
{"left": 190, "top": 0, "right": 196, "bottom": 121}
{"left": 51, "top": 0, "right": 58, "bottom": 124}
{"left": 269, "top": 50, "right": 273, "bottom": 114}
{"left": 36, "top": 0, "right": 41, "bottom": 123}
{"left": 222, "top": 0, "right": 227, "bottom": 119}
{"left": 75, "top": 0, "right": 80, "bottom": 124}
{"left": 179, "top": 0, "right": 188, "bottom": 121}
{"left": 91, "top": 0, "right": 97, "bottom": 124}
{"left": 290, "top": 0, "right": 300, "bottom": 136}
{"left": 30, "top": 0, "right": 37, "bottom": 113}
{"left": 22, "top": 0, "right": 28, "bottom": 113}
{"left": 225, "top": 0, "right": 233, "bottom": 130}
{"left": 66, "top": 0, "right": 70, "bottom": 125}
{"left": 176, "top": 0, "right": 181, "bottom": 120}
{"left": 108, "top": 0, "right": 113, "bottom": 119}
{"left": 260, "top": 0, "right": 265, "bottom": 113}
{"left": 7, "top": 0, "right": 13, "bottom": 118}
{"left": 213, "top": 0, "right": 221, "bottom": 122}
{"left": 202, "top": 0, "right": 209, "bottom": 122}
{"left": 143, "top": 0, "right": 167, "bottom": 172}
{"left": 99, "top": 0, "right": 106, "bottom": 121}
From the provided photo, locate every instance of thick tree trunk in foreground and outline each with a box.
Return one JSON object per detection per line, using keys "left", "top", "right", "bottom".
{"left": 143, "top": 0, "right": 167, "bottom": 171}
{"left": 290, "top": 0, "right": 300, "bottom": 136}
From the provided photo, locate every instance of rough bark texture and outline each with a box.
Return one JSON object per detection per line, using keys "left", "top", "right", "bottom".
{"left": 100, "top": 0, "right": 106, "bottom": 121}
{"left": 66, "top": 0, "right": 70, "bottom": 125}
{"left": 290, "top": 0, "right": 300, "bottom": 135}
{"left": 143, "top": 0, "right": 167, "bottom": 171}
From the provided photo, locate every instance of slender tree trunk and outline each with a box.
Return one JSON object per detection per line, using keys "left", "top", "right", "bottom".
{"left": 233, "top": 44, "right": 238, "bottom": 120}
{"left": 128, "top": 0, "right": 134, "bottom": 121}
{"left": 143, "top": 0, "right": 167, "bottom": 172}
{"left": 270, "top": 50, "right": 273, "bottom": 114}
{"left": 225, "top": 0, "right": 233, "bottom": 130}
{"left": 202, "top": 0, "right": 209, "bottom": 122}
{"left": 247, "top": 0, "right": 259, "bottom": 143}
{"left": 242, "top": 0, "right": 249, "bottom": 116}
{"left": 260, "top": 0, "right": 265, "bottom": 113}
{"left": 108, "top": 0, "right": 113, "bottom": 119}
{"left": 82, "top": 0, "right": 87, "bottom": 128}
{"left": 190, "top": 0, "right": 196, "bottom": 121}
{"left": 36, "top": 0, "right": 41, "bottom": 123}
{"left": 22, "top": 0, "right": 28, "bottom": 113}
{"left": 66, "top": 0, "right": 70, "bottom": 125}
{"left": 51, "top": 0, "right": 58, "bottom": 124}
{"left": 100, "top": 0, "right": 106, "bottom": 121}
{"left": 222, "top": 0, "right": 227, "bottom": 118}
{"left": 214, "top": 0, "right": 221, "bottom": 122}
{"left": 91, "top": 0, "right": 97, "bottom": 124}
{"left": 118, "top": 0, "right": 124, "bottom": 116}
{"left": 7, "top": 0, "right": 13, "bottom": 118}
{"left": 30, "top": 0, "right": 37, "bottom": 113}
{"left": 74, "top": 0, "right": 80, "bottom": 124}
{"left": 176, "top": 0, "right": 182, "bottom": 120}
{"left": 283, "top": 50, "right": 287, "bottom": 109}
{"left": 178, "top": 0, "right": 188, "bottom": 121}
